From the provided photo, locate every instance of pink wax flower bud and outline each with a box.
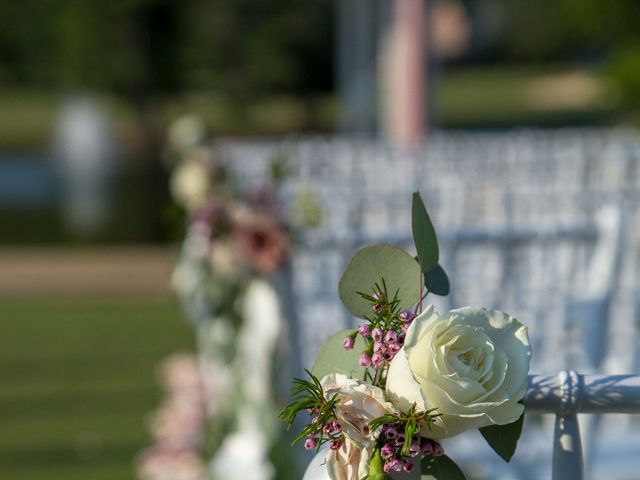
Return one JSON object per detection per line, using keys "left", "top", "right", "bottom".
{"left": 409, "top": 443, "right": 421, "bottom": 457}
{"left": 372, "top": 352, "right": 384, "bottom": 369}
{"left": 304, "top": 437, "right": 318, "bottom": 450}
{"left": 373, "top": 341, "right": 386, "bottom": 353}
{"left": 372, "top": 292, "right": 383, "bottom": 301}
{"left": 384, "top": 425, "right": 398, "bottom": 440}
{"left": 432, "top": 442, "right": 444, "bottom": 457}
{"left": 384, "top": 331, "right": 398, "bottom": 344}
{"left": 398, "top": 332, "right": 406, "bottom": 344}
{"left": 332, "top": 421, "right": 342, "bottom": 433}
{"left": 372, "top": 328, "right": 383, "bottom": 342}
{"left": 382, "top": 350, "right": 394, "bottom": 362}
{"left": 323, "top": 423, "right": 333, "bottom": 434}
{"left": 358, "top": 324, "right": 371, "bottom": 337}
{"left": 391, "top": 458, "right": 403, "bottom": 471}
{"left": 359, "top": 354, "right": 372, "bottom": 368}
{"left": 396, "top": 433, "right": 405, "bottom": 445}
{"left": 380, "top": 443, "right": 395, "bottom": 459}
{"left": 399, "top": 311, "right": 415, "bottom": 323}
{"left": 343, "top": 336, "right": 355, "bottom": 350}
{"left": 401, "top": 323, "right": 410, "bottom": 333}
{"left": 383, "top": 462, "right": 393, "bottom": 474}
{"left": 387, "top": 342, "right": 401, "bottom": 354}
{"left": 329, "top": 439, "right": 343, "bottom": 450}
{"left": 420, "top": 439, "right": 433, "bottom": 456}
{"left": 403, "top": 459, "right": 415, "bottom": 472}
{"left": 372, "top": 303, "right": 384, "bottom": 314}
{"left": 311, "top": 416, "right": 319, "bottom": 424}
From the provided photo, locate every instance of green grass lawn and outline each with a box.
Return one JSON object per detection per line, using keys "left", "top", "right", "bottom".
{"left": 437, "top": 65, "right": 620, "bottom": 128}
{"left": 0, "top": 64, "right": 632, "bottom": 151}
{"left": 0, "top": 295, "right": 195, "bottom": 480}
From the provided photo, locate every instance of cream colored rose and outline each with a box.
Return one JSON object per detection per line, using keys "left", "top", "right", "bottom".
{"left": 326, "top": 438, "right": 371, "bottom": 480}
{"left": 386, "top": 305, "right": 530, "bottom": 440}
{"left": 320, "top": 373, "right": 396, "bottom": 449}
{"left": 170, "top": 160, "right": 210, "bottom": 210}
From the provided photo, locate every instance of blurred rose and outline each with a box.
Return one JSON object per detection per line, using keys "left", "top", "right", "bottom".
{"left": 170, "top": 161, "right": 210, "bottom": 211}
{"left": 209, "top": 240, "right": 244, "bottom": 281}
{"left": 233, "top": 214, "right": 289, "bottom": 274}
{"left": 157, "top": 354, "right": 204, "bottom": 393}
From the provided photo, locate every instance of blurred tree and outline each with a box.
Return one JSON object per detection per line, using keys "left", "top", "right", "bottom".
{"left": 0, "top": 0, "right": 333, "bottom": 96}
{"left": 463, "top": 0, "right": 640, "bottom": 105}
{"left": 0, "top": 0, "right": 334, "bottom": 241}
{"left": 495, "top": 0, "right": 640, "bottom": 62}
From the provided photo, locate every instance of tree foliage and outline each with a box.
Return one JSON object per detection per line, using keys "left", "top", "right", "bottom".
{"left": 0, "top": 0, "right": 334, "bottom": 97}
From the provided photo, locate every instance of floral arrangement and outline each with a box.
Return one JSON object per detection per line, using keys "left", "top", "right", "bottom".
{"left": 137, "top": 354, "right": 208, "bottom": 480}
{"left": 280, "top": 193, "right": 531, "bottom": 479}
{"left": 168, "top": 114, "right": 321, "bottom": 324}
{"left": 142, "top": 114, "right": 321, "bottom": 480}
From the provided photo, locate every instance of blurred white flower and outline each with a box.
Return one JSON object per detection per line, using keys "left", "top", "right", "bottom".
{"left": 170, "top": 161, "right": 210, "bottom": 211}
{"left": 168, "top": 114, "right": 207, "bottom": 153}
{"left": 210, "top": 240, "right": 244, "bottom": 281}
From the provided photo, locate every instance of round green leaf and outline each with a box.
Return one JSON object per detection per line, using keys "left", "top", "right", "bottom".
{"left": 339, "top": 244, "right": 422, "bottom": 319}
{"left": 311, "top": 329, "right": 366, "bottom": 381}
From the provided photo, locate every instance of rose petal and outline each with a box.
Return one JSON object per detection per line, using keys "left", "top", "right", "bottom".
{"left": 386, "top": 347, "right": 428, "bottom": 412}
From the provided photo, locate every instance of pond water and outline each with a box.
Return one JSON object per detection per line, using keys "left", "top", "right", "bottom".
{"left": 0, "top": 152, "right": 58, "bottom": 207}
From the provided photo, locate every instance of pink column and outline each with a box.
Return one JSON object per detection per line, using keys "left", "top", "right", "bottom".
{"left": 384, "top": 0, "right": 427, "bottom": 144}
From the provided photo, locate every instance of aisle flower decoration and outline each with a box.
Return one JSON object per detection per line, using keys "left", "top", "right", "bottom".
{"left": 280, "top": 193, "right": 531, "bottom": 479}
{"left": 136, "top": 354, "right": 208, "bottom": 480}
{"left": 139, "top": 114, "right": 322, "bottom": 480}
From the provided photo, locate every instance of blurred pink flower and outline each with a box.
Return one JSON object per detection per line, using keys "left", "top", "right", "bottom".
{"left": 233, "top": 215, "right": 290, "bottom": 274}
{"left": 137, "top": 447, "right": 207, "bottom": 480}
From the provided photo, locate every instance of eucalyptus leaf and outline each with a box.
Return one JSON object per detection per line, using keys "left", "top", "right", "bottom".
{"left": 412, "top": 192, "right": 439, "bottom": 273}
{"left": 424, "top": 264, "right": 450, "bottom": 296}
{"left": 479, "top": 412, "right": 525, "bottom": 462}
{"left": 311, "top": 329, "right": 366, "bottom": 381}
{"left": 421, "top": 455, "right": 467, "bottom": 480}
{"left": 338, "top": 244, "right": 422, "bottom": 318}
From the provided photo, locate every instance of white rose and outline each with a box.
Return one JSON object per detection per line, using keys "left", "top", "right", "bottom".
{"left": 170, "top": 161, "right": 209, "bottom": 210}
{"left": 326, "top": 438, "right": 371, "bottom": 480}
{"left": 386, "top": 305, "right": 530, "bottom": 439}
{"left": 320, "top": 373, "right": 396, "bottom": 449}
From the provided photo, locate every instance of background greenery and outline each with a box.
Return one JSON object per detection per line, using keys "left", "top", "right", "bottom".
{"left": 2, "top": 2, "right": 640, "bottom": 478}
{"left": 0, "top": 295, "right": 194, "bottom": 480}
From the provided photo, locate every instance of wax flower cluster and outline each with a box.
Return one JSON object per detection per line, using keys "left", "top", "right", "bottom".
{"left": 370, "top": 405, "right": 443, "bottom": 474}
{"left": 343, "top": 283, "right": 417, "bottom": 374}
